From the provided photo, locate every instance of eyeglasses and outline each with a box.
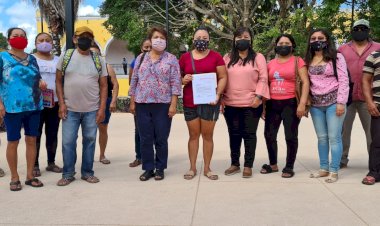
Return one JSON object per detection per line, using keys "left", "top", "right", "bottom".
{"left": 353, "top": 26, "right": 369, "bottom": 32}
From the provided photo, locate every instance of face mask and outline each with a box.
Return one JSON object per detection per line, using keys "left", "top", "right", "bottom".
{"left": 77, "top": 37, "right": 92, "bottom": 51}
{"left": 193, "top": 40, "right": 209, "bottom": 52}
{"left": 142, "top": 49, "right": 150, "bottom": 53}
{"left": 9, "top": 37, "right": 28, "bottom": 50}
{"left": 36, "top": 42, "right": 53, "bottom": 53}
{"left": 310, "top": 41, "right": 328, "bottom": 52}
{"left": 275, "top": 46, "right": 292, "bottom": 56}
{"left": 151, "top": 38, "right": 166, "bottom": 52}
{"left": 235, "top": 39, "right": 250, "bottom": 51}
{"left": 352, "top": 31, "right": 369, "bottom": 42}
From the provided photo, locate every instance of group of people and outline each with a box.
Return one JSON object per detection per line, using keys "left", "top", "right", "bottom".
{"left": 0, "top": 18, "right": 379, "bottom": 191}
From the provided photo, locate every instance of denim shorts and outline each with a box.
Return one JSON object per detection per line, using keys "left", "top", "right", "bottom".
{"left": 184, "top": 104, "right": 220, "bottom": 122}
{"left": 4, "top": 110, "right": 41, "bottom": 141}
{"left": 101, "top": 97, "right": 112, "bottom": 124}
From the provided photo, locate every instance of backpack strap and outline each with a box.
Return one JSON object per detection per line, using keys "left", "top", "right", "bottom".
{"left": 90, "top": 51, "right": 102, "bottom": 77}
{"left": 62, "top": 49, "right": 75, "bottom": 77}
{"left": 137, "top": 52, "right": 147, "bottom": 70}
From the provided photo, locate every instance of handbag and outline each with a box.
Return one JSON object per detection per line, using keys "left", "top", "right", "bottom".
{"left": 294, "top": 56, "right": 311, "bottom": 112}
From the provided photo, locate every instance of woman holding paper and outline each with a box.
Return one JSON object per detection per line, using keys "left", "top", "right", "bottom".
{"left": 222, "top": 27, "right": 270, "bottom": 178}
{"left": 33, "top": 32, "right": 62, "bottom": 177}
{"left": 129, "top": 27, "right": 182, "bottom": 181}
{"left": 179, "top": 27, "right": 227, "bottom": 180}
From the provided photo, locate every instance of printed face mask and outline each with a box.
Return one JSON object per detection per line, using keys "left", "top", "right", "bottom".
{"left": 193, "top": 40, "right": 209, "bottom": 52}
{"left": 275, "top": 46, "right": 292, "bottom": 56}
{"left": 235, "top": 39, "right": 251, "bottom": 51}
{"left": 151, "top": 38, "right": 166, "bottom": 52}
{"left": 310, "top": 41, "right": 328, "bottom": 52}
{"left": 36, "top": 42, "right": 53, "bottom": 52}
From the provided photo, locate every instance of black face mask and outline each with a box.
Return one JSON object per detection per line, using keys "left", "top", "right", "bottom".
{"left": 193, "top": 40, "right": 209, "bottom": 52}
{"left": 352, "top": 31, "right": 369, "bottom": 42}
{"left": 310, "top": 41, "right": 328, "bottom": 52}
{"left": 275, "top": 46, "right": 292, "bottom": 56}
{"left": 235, "top": 39, "right": 251, "bottom": 51}
{"left": 77, "top": 37, "right": 92, "bottom": 51}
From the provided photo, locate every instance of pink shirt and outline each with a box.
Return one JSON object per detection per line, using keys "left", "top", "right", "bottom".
{"left": 267, "top": 56, "right": 306, "bottom": 100}
{"left": 338, "top": 40, "right": 380, "bottom": 101}
{"left": 223, "top": 53, "right": 270, "bottom": 107}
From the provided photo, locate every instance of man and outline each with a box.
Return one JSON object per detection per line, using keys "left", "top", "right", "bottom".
{"left": 338, "top": 19, "right": 380, "bottom": 168}
{"left": 122, "top": 57, "right": 128, "bottom": 75}
{"left": 362, "top": 49, "right": 380, "bottom": 185}
{"left": 56, "top": 26, "right": 107, "bottom": 186}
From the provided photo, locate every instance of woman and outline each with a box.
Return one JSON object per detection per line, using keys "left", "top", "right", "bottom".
{"left": 90, "top": 44, "right": 119, "bottom": 165}
{"left": 261, "top": 34, "right": 310, "bottom": 178}
{"left": 0, "top": 27, "right": 46, "bottom": 191}
{"left": 32, "top": 32, "right": 62, "bottom": 177}
{"left": 128, "top": 38, "right": 151, "bottom": 167}
{"left": 222, "top": 27, "right": 269, "bottom": 178}
{"left": 129, "top": 27, "right": 181, "bottom": 181}
{"left": 306, "top": 28, "right": 349, "bottom": 183}
{"left": 179, "top": 27, "right": 227, "bottom": 180}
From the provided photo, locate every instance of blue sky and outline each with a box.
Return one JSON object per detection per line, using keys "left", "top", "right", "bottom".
{"left": 0, "top": 0, "right": 104, "bottom": 51}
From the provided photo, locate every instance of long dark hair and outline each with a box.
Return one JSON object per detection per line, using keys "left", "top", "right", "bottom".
{"left": 227, "top": 27, "right": 256, "bottom": 68}
{"left": 305, "top": 28, "right": 337, "bottom": 65}
{"left": 275, "top": 34, "right": 296, "bottom": 53}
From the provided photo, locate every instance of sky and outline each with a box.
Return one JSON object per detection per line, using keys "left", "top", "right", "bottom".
{"left": 0, "top": 0, "right": 104, "bottom": 51}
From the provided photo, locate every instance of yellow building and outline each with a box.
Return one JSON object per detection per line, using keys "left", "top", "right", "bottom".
{"left": 36, "top": 13, "right": 132, "bottom": 96}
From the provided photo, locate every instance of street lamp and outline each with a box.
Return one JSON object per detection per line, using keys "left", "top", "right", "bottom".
{"left": 65, "top": 0, "right": 75, "bottom": 49}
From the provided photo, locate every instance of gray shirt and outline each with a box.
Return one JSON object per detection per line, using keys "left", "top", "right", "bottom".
{"left": 56, "top": 49, "right": 107, "bottom": 112}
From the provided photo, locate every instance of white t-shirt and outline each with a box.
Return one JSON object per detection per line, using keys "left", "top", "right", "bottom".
{"left": 56, "top": 49, "right": 107, "bottom": 112}
{"left": 33, "top": 55, "right": 59, "bottom": 102}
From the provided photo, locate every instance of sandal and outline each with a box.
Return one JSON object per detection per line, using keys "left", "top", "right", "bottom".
{"left": 57, "top": 177, "right": 75, "bottom": 186}
{"left": 139, "top": 170, "right": 155, "bottom": 181}
{"left": 325, "top": 172, "right": 338, "bottom": 183}
{"left": 260, "top": 164, "right": 279, "bottom": 174}
{"left": 32, "top": 166, "right": 41, "bottom": 177}
{"left": 81, "top": 175, "right": 100, "bottom": 183}
{"left": 10, "top": 180, "right": 22, "bottom": 191}
{"left": 204, "top": 171, "right": 218, "bottom": 180}
{"left": 155, "top": 169, "right": 165, "bottom": 181}
{"left": 25, "top": 178, "right": 44, "bottom": 187}
{"left": 100, "top": 158, "right": 111, "bottom": 165}
{"left": 129, "top": 159, "right": 142, "bottom": 167}
{"left": 282, "top": 168, "right": 295, "bottom": 178}
{"left": 0, "top": 168, "right": 5, "bottom": 177}
{"left": 184, "top": 170, "right": 197, "bottom": 180}
{"left": 362, "top": 176, "right": 376, "bottom": 185}
{"left": 46, "top": 164, "right": 63, "bottom": 173}
{"left": 310, "top": 169, "right": 329, "bottom": 178}
{"left": 242, "top": 167, "right": 252, "bottom": 178}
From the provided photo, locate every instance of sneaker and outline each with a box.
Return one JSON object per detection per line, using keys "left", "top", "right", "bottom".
{"left": 129, "top": 159, "right": 142, "bottom": 167}
{"left": 224, "top": 165, "right": 241, "bottom": 176}
{"left": 81, "top": 175, "right": 100, "bottom": 183}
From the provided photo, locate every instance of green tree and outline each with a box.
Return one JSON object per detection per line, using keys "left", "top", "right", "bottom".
{"left": 0, "top": 33, "right": 7, "bottom": 50}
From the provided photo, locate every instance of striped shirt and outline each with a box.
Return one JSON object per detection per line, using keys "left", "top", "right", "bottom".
{"left": 363, "top": 50, "right": 380, "bottom": 104}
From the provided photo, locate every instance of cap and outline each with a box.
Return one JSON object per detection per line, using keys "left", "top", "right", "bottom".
{"left": 75, "top": 26, "right": 94, "bottom": 37}
{"left": 353, "top": 19, "right": 370, "bottom": 28}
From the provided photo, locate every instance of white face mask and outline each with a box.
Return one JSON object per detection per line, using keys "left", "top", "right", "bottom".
{"left": 151, "top": 38, "right": 166, "bottom": 52}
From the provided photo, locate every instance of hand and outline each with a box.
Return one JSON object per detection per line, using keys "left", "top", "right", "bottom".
{"left": 168, "top": 104, "right": 176, "bottom": 118}
{"left": 251, "top": 96, "right": 262, "bottom": 108}
{"left": 182, "top": 74, "right": 192, "bottom": 86}
{"left": 336, "top": 103, "right": 345, "bottom": 117}
{"left": 296, "top": 103, "right": 306, "bottom": 118}
{"left": 367, "top": 102, "right": 380, "bottom": 117}
{"left": 39, "top": 80, "right": 47, "bottom": 91}
{"left": 96, "top": 109, "right": 105, "bottom": 125}
{"left": 0, "top": 102, "right": 5, "bottom": 118}
{"left": 110, "top": 101, "right": 117, "bottom": 113}
{"left": 129, "top": 101, "right": 136, "bottom": 115}
{"left": 58, "top": 103, "right": 67, "bottom": 120}
{"left": 210, "top": 94, "right": 220, "bottom": 105}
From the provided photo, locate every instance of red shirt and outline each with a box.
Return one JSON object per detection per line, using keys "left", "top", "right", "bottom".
{"left": 179, "top": 50, "right": 225, "bottom": 108}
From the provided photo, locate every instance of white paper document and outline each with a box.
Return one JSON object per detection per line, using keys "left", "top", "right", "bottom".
{"left": 192, "top": 73, "right": 217, "bottom": 105}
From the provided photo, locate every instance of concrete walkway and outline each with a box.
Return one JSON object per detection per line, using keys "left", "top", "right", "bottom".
{"left": 0, "top": 113, "right": 379, "bottom": 226}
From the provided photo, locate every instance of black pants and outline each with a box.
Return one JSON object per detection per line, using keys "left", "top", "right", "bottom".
{"left": 224, "top": 105, "right": 263, "bottom": 168}
{"left": 368, "top": 116, "right": 380, "bottom": 181}
{"left": 264, "top": 98, "right": 300, "bottom": 169}
{"left": 35, "top": 104, "right": 60, "bottom": 166}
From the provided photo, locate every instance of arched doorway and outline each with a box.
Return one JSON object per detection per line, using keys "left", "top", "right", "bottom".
{"left": 104, "top": 37, "right": 134, "bottom": 76}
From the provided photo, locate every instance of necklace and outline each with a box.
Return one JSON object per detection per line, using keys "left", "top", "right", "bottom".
{"left": 8, "top": 51, "right": 29, "bottom": 66}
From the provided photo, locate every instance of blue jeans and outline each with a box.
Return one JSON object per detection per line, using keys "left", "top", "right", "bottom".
{"left": 61, "top": 110, "right": 98, "bottom": 178}
{"left": 310, "top": 104, "right": 346, "bottom": 173}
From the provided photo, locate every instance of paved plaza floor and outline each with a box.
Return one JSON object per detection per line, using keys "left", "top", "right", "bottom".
{"left": 0, "top": 113, "right": 379, "bottom": 226}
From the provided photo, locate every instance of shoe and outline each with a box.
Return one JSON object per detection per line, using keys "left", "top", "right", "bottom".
{"left": 362, "top": 176, "right": 376, "bottom": 185}
{"left": 260, "top": 164, "right": 279, "bottom": 174}
{"left": 139, "top": 170, "right": 155, "bottom": 181}
{"left": 340, "top": 163, "right": 347, "bottom": 169}
{"left": 325, "top": 172, "right": 338, "bottom": 183}
{"left": 310, "top": 169, "right": 329, "bottom": 178}
{"left": 204, "top": 171, "right": 218, "bottom": 180}
{"left": 129, "top": 159, "right": 142, "bottom": 167}
{"left": 224, "top": 165, "right": 241, "bottom": 176}
{"left": 57, "top": 177, "right": 76, "bottom": 186}
{"left": 100, "top": 158, "right": 111, "bottom": 164}
{"left": 10, "top": 180, "right": 22, "bottom": 191}
{"left": 242, "top": 167, "right": 252, "bottom": 178}
{"left": 81, "top": 175, "right": 100, "bottom": 183}
{"left": 46, "top": 163, "right": 63, "bottom": 173}
{"left": 155, "top": 169, "right": 165, "bottom": 180}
